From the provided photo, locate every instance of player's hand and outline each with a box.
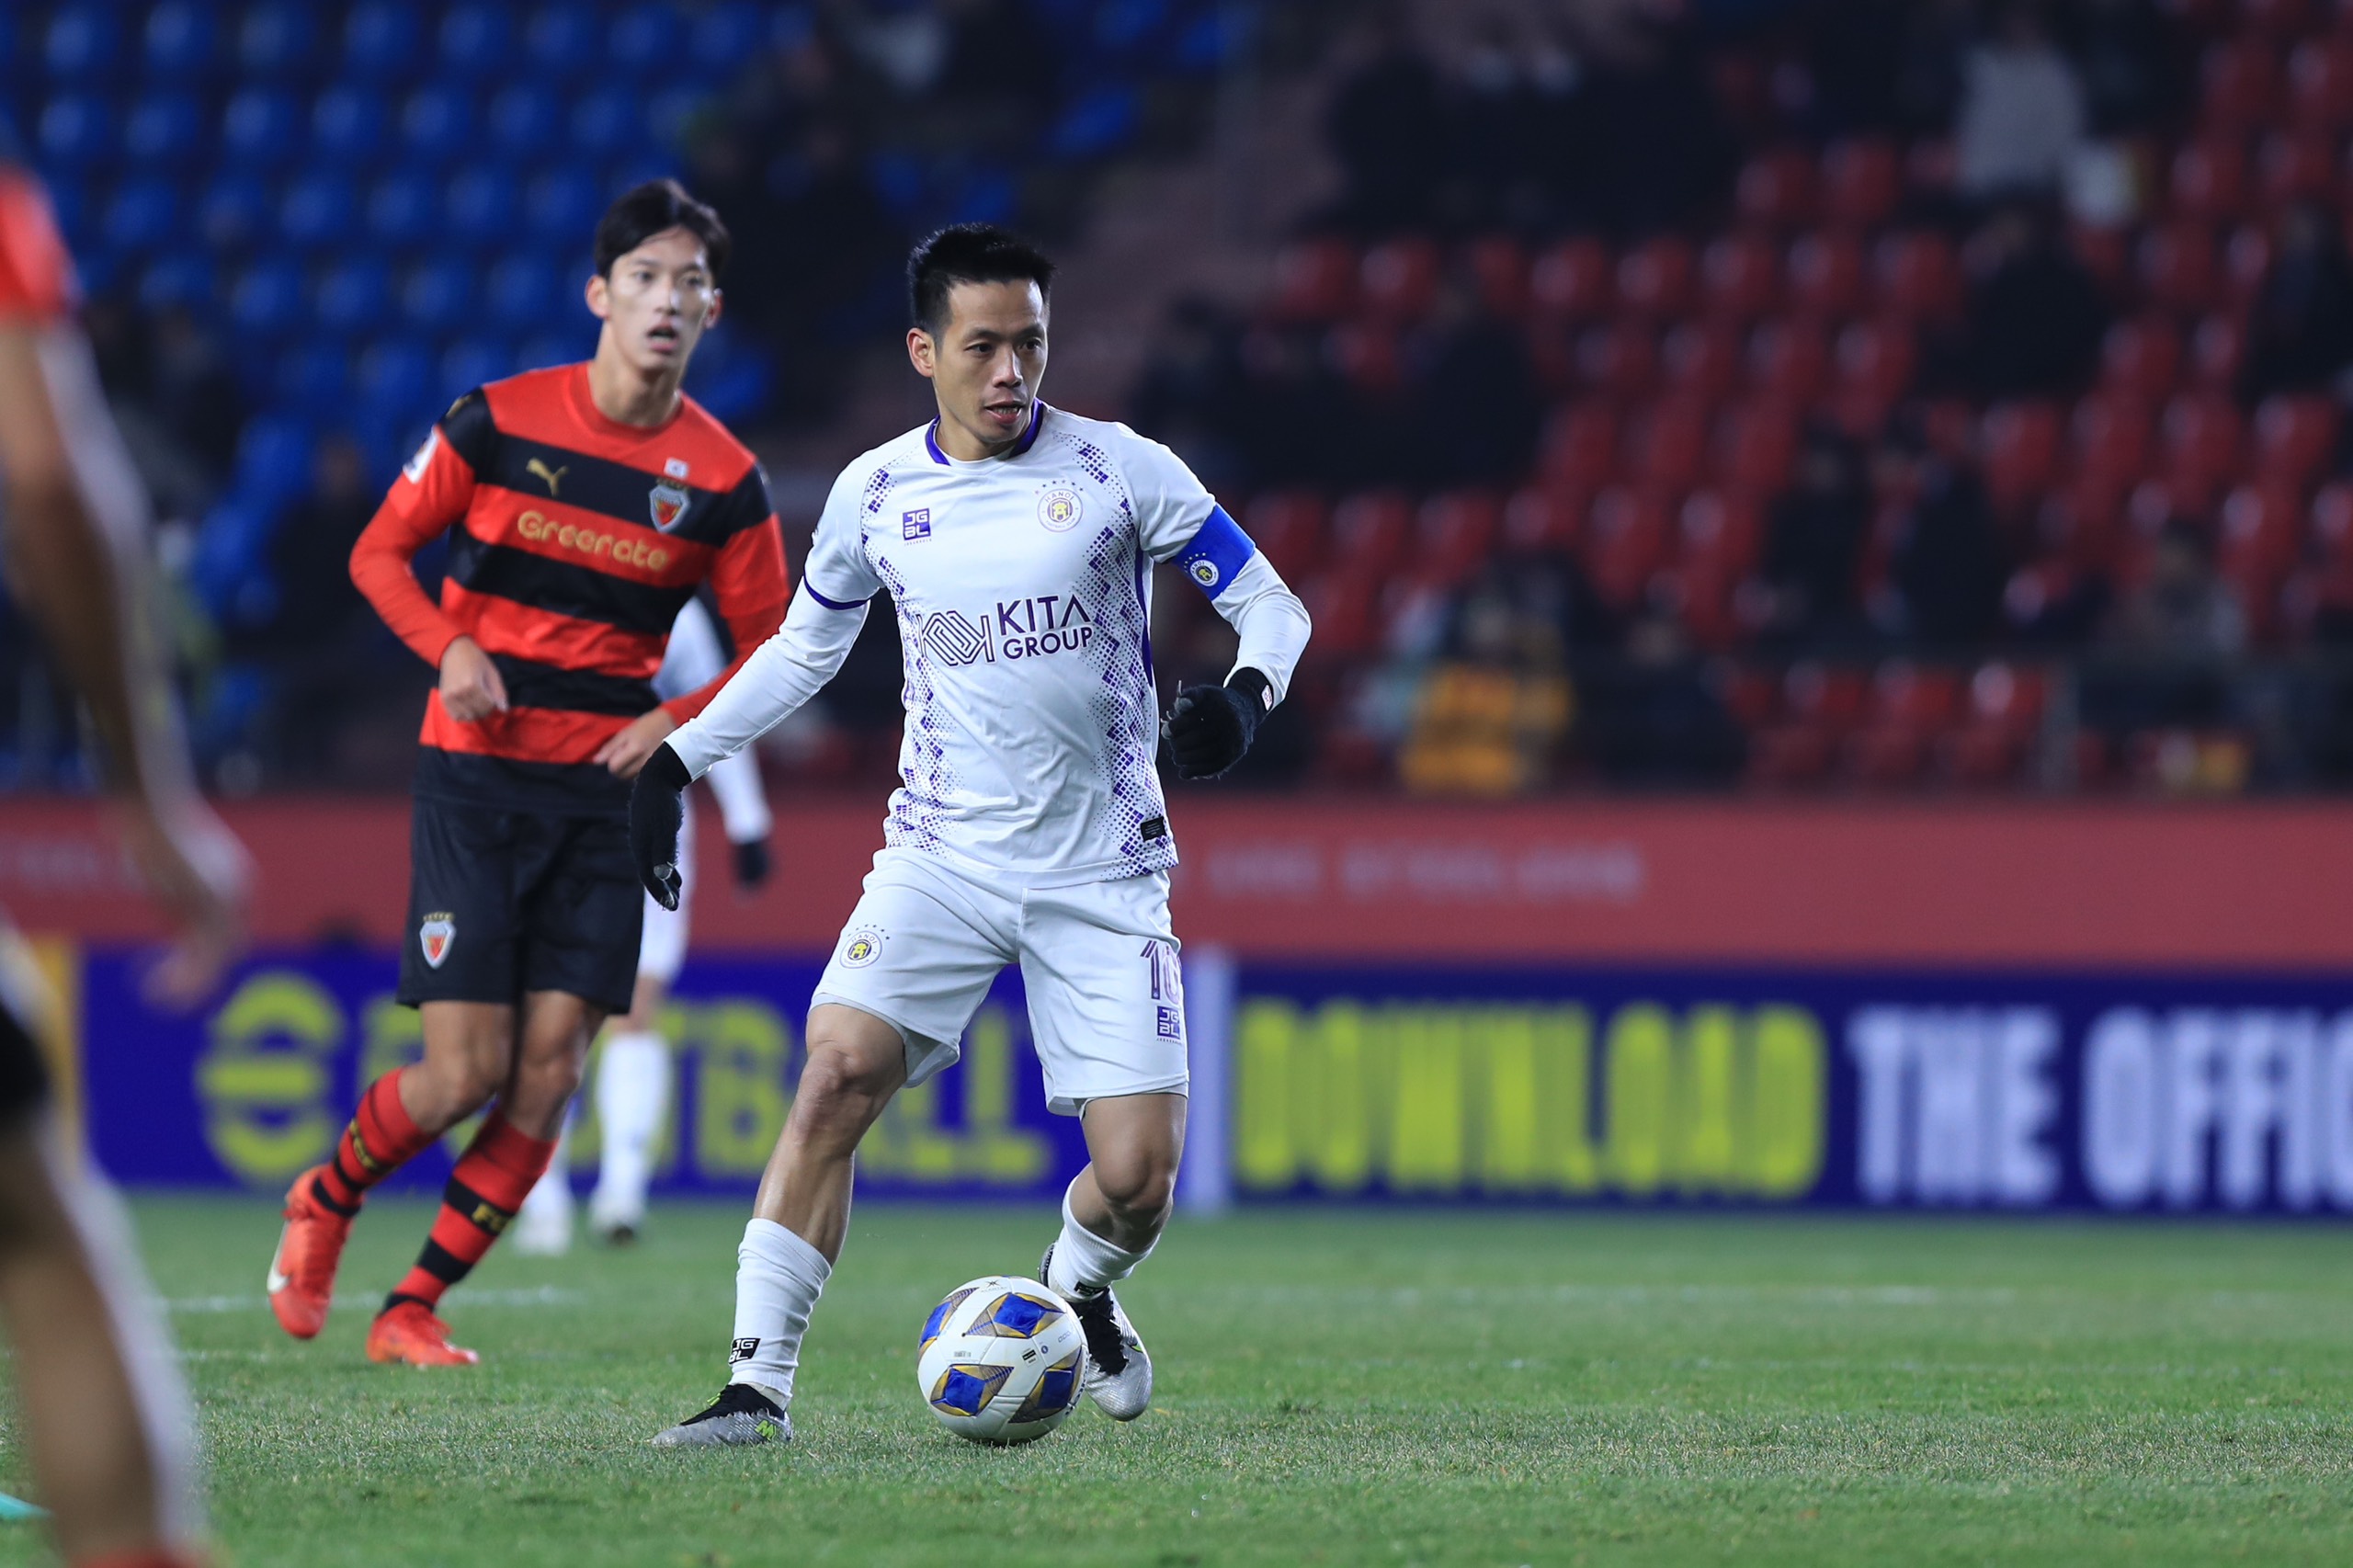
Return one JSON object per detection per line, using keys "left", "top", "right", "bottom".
{"left": 731, "top": 836, "right": 772, "bottom": 892}
{"left": 630, "top": 744, "right": 691, "bottom": 911}
{"left": 438, "top": 636, "right": 509, "bottom": 722}
{"left": 597, "top": 707, "right": 680, "bottom": 778}
{"left": 1163, "top": 671, "right": 1270, "bottom": 780}
{"left": 115, "top": 796, "right": 251, "bottom": 1009}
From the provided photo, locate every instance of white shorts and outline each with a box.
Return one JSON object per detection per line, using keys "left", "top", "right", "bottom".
{"left": 637, "top": 806, "right": 696, "bottom": 989}
{"left": 811, "top": 846, "right": 1187, "bottom": 1117}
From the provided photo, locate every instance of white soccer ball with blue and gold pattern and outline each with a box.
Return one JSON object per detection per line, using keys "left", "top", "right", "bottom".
{"left": 916, "top": 1275, "right": 1087, "bottom": 1444}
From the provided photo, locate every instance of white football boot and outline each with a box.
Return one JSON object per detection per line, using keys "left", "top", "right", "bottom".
{"left": 1040, "top": 1244, "right": 1153, "bottom": 1420}
{"left": 651, "top": 1382, "right": 792, "bottom": 1449}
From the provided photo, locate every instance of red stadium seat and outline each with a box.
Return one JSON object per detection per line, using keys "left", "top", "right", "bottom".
{"left": 1821, "top": 137, "right": 1901, "bottom": 229}
{"left": 1700, "top": 233, "right": 1782, "bottom": 320}
{"left": 1873, "top": 231, "right": 1961, "bottom": 323}
{"left": 1326, "top": 321, "right": 1403, "bottom": 394}
{"left": 2255, "top": 394, "right": 2340, "bottom": 488}
{"left": 1982, "top": 401, "right": 2066, "bottom": 515}
{"left": 1243, "top": 492, "right": 1329, "bottom": 581}
{"left": 1529, "top": 237, "right": 1614, "bottom": 322}
{"left": 1907, "top": 138, "right": 1958, "bottom": 201}
{"left": 1464, "top": 236, "right": 1529, "bottom": 318}
{"left": 1745, "top": 318, "right": 1831, "bottom": 405}
{"left": 2290, "top": 37, "right": 2353, "bottom": 132}
{"left": 1787, "top": 231, "right": 1867, "bottom": 318}
{"left": 1746, "top": 722, "right": 1837, "bottom": 787}
{"left": 1414, "top": 492, "right": 1500, "bottom": 585}
{"left": 2256, "top": 132, "right": 2336, "bottom": 210}
{"left": 1539, "top": 401, "right": 1620, "bottom": 489}
{"left": 1300, "top": 567, "right": 1382, "bottom": 659}
{"left": 1617, "top": 236, "right": 1698, "bottom": 319}
{"left": 1941, "top": 663, "right": 2047, "bottom": 787}
{"left": 2225, "top": 224, "right": 2274, "bottom": 307}
{"left": 1583, "top": 486, "right": 1674, "bottom": 610}
{"left": 1270, "top": 238, "right": 1357, "bottom": 323}
{"left": 1574, "top": 322, "right": 1660, "bottom": 399}
{"left": 1677, "top": 488, "right": 1763, "bottom": 576}
{"left": 2245, "top": 0, "right": 2313, "bottom": 38}
{"left": 1662, "top": 321, "right": 1743, "bottom": 403}
{"left": 1623, "top": 398, "right": 1713, "bottom": 489}
{"left": 1870, "top": 661, "right": 1962, "bottom": 726}
{"left": 2220, "top": 482, "right": 2303, "bottom": 585}
{"left": 2071, "top": 395, "right": 2156, "bottom": 497}
{"left": 1734, "top": 146, "right": 1816, "bottom": 229}
{"left": 1784, "top": 661, "right": 1870, "bottom": 727}
{"left": 1501, "top": 485, "right": 1585, "bottom": 555}
{"left": 2167, "top": 138, "right": 2249, "bottom": 225}
{"left": 2069, "top": 222, "right": 2132, "bottom": 294}
{"left": 2161, "top": 393, "right": 2246, "bottom": 514}
{"left": 1359, "top": 238, "right": 1440, "bottom": 324}
{"left": 1717, "top": 399, "right": 1800, "bottom": 494}
{"left": 1720, "top": 665, "right": 1780, "bottom": 728}
{"left": 2200, "top": 39, "right": 2282, "bottom": 132}
{"left": 1329, "top": 491, "right": 1414, "bottom": 577}
{"left": 2044, "top": 478, "right": 2131, "bottom": 573}
{"left": 2313, "top": 481, "right": 2353, "bottom": 564}
{"left": 2137, "top": 222, "right": 2221, "bottom": 315}
{"left": 2189, "top": 313, "right": 2246, "bottom": 392}
{"left": 1829, "top": 318, "right": 1917, "bottom": 431}
{"left": 2098, "top": 317, "right": 2182, "bottom": 403}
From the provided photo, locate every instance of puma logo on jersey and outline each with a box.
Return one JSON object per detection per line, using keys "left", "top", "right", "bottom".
{"left": 526, "top": 458, "right": 568, "bottom": 495}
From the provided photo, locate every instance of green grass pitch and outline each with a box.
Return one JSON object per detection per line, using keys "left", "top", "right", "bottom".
{"left": 5, "top": 1199, "right": 2352, "bottom": 1566}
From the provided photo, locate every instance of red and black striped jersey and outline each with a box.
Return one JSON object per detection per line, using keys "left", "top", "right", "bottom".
{"left": 350, "top": 362, "right": 790, "bottom": 814}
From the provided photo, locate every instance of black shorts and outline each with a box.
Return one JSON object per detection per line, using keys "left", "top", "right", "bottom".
{"left": 0, "top": 998, "right": 46, "bottom": 1121}
{"left": 397, "top": 793, "right": 644, "bottom": 1016}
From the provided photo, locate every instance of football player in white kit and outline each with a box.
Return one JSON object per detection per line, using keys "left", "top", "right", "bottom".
{"left": 513, "top": 596, "right": 774, "bottom": 1255}
{"left": 633, "top": 224, "right": 1310, "bottom": 1447}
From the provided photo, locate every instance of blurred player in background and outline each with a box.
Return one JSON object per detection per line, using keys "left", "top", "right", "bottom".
{"left": 263, "top": 181, "right": 790, "bottom": 1367}
{"left": 0, "top": 121, "right": 246, "bottom": 1568}
{"left": 638, "top": 224, "right": 1311, "bottom": 1448}
{"left": 513, "top": 594, "right": 773, "bottom": 1256}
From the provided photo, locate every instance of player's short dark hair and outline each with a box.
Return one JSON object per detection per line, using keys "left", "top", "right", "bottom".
{"left": 907, "top": 223, "right": 1057, "bottom": 335}
{"left": 595, "top": 179, "right": 731, "bottom": 279}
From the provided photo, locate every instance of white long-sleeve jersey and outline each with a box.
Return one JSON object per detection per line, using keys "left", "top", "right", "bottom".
{"left": 655, "top": 597, "right": 772, "bottom": 846}
{"left": 667, "top": 403, "right": 1310, "bottom": 885}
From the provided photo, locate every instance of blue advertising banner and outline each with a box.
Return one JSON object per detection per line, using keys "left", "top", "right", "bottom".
{"left": 80, "top": 949, "right": 1091, "bottom": 1201}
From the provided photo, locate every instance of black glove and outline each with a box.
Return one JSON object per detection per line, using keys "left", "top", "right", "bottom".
{"left": 630, "top": 743, "right": 691, "bottom": 910}
{"left": 732, "top": 836, "right": 772, "bottom": 891}
{"left": 1164, "top": 668, "right": 1271, "bottom": 780}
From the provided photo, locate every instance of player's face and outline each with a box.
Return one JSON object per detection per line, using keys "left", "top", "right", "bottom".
{"left": 910, "top": 279, "right": 1048, "bottom": 455}
{"left": 586, "top": 227, "right": 722, "bottom": 379}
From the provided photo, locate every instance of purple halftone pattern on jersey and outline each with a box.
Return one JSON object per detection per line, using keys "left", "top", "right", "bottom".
{"left": 1079, "top": 522, "right": 1175, "bottom": 879}
{"left": 872, "top": 553, "right": 958, "bottom": 856}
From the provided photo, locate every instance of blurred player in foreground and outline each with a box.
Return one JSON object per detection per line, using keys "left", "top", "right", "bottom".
{"left": 263, "top": 181, "right": 789, "bottom": 1366}
{"left": 513, "top": 595, "right": 773, "bottom": 1255}
{"left": 0, "top": 125, "right": 247, "bottom": 1568}
{"left": 637, "top": 224, "right": 1311, "bottom": 1448}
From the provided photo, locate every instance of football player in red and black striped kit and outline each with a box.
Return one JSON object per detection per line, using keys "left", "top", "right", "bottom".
{"left": 265, "top": 181, "right": 790, "bottom": 1367}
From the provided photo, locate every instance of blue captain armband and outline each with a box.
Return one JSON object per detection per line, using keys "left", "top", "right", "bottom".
{"left": 1171, "top": 506, "right": 1257, "bottom": 598}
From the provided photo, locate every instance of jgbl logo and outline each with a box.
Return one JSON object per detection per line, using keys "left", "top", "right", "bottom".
{"left": 919, "top": 597, "right": 1097, "bottom": 665}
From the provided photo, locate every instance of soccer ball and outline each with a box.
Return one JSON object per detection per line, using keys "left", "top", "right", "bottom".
{"left": 916, "top": 1275, "right": 1087, "bottom": 1444}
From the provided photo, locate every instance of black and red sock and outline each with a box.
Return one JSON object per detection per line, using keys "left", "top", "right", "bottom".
{"left": 383, "top": 1110, "right": 556, "bottom": 1314}
{"left": 311, "top": 1069, "right": 434, "bottom": 1217}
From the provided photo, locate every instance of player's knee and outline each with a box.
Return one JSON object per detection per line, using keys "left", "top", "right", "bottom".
{"left": 793, "top": 1045, "right": 896, "bottom": 1129}
{"left": 1093, "top": 1149, "right": 1177, "bottom": 1222}
{"left": 410, "top": 1054, "right": 502, "bottom": 1122}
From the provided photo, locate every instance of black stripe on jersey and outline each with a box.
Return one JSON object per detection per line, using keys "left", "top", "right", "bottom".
{"left": 480, "top": 434, "right": 767, "bottom": 548}
{"left": 441, "top": 388, "right": 499, "bottom": 472}
{"left": 490, "top": 654, "right": 658, "bottom": 716}
{"left": 447, "top": 532, "right": 695, "bottom": 635}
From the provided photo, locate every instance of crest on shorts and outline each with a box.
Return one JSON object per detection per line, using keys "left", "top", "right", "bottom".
{"left": 418, "top": 912, "right": 456, "bottom": 969}
{"left": 841, "top": 926, "right": 883, "bottom": 968}
{"left": 1037, "top": 485, "right": 1082, "bottom": 532}
{"left": 649, "top": 479, "right": 691, "bottom": 532}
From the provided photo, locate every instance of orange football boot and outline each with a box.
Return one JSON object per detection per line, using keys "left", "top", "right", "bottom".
{"left": 266, "top": 1166, "right": 352, "bottom": 1340}
{"left": 367, "top": 1301, "right": 480, "bottom": 1367}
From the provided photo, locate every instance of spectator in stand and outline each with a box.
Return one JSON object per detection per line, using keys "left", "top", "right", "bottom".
{"left": 2241, "top": 201, "right": 2353, "bottom": 406}
{"left": 1234, "top": 325, "right": 1356, "bottom": 490}
{"left": 1130, "top": 298, "right": 1248, "bottom": 497}
{"left": 1757, "top": 426, "right": 1871, "bottom": 650}
{"left": 1324, "top": 12, "right": 1448, "bottom": 236}
{"left": 2064, "top": 0, "right": 2183, "bottom": 138}
{"left": 1953, "top": 0, "right": 2087, "bottom": 204}
{"left": 1962, "top": 201, "right": 2108, "bottom": 399}
{"left": 1574, "top": 0, "right": 1734, "bottom": 233}
{"left": 147, "top": 305, "right": 245, "bottom": 479}
{"left": 255, "top": 435, "right": 385, "bottom": 778}
{"left": 1397, "top": 578, "right": 1571, "bottom": 797}
{"left": 1885, "top": 441, "right": 2009, "bottom": 648}
{"left": 1410, "top": 280, "right": 1540, "bottom": 489}
{"left": 1802, "top": 0, "right": 1915, "bottom": 135}
{"left": 2106, "top": 518, "right": 2246, "bottom": 659}
{"left": 1581, "top": 605, "right": 1745, "bottom": 788}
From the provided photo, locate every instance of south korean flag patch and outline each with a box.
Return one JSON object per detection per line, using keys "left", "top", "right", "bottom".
{"left": 649, "top": 478, "right": 691, "bottom": 531}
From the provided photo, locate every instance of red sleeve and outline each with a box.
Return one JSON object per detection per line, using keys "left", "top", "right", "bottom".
{"left": 349, "top": 409, "right": 483, "bottom": 668}
{"left": 0, "top": 169, "right": 79, "bottom": 324}
{"left": 662, "top": 509, "right": 791, "bottom": 722}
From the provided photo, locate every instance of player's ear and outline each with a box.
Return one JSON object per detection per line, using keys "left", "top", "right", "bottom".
{"left": 585, "top": 272, "right": 611, "bottom": 321}
{"left": 703, "top": 289, "right": 723, "bottom": 330}
{"left": 906, "top": 325, "right": 937, "bottom": 381}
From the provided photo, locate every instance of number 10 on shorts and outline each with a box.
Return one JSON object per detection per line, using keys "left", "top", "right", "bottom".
{"left": 1145, "top": 941, "right": 1184, "bottom": 1040}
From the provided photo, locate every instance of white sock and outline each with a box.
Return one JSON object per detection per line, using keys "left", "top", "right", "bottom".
{"left": 1046, "top": 1177, "right": 1154, "bottom": 1299}
{"left": 727, "top": 1218, "right": 830, "bottom": 1408}
{"left": 593, "top": 1029, "right": 670, "bottom": 1220}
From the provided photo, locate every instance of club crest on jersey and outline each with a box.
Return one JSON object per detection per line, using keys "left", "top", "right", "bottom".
{"left": 1188, "top": 559, "right": 1221, "bottom": 588}
{"left": 1037, "top": 485, "right": 1083, "bottom": 532}
{"left": 841, "top": 926, "right": 884, "bottom": 968}
{"left": 649, "top": 478, "right": 691, "bottom": 531}
{"left": 418, "top": 912, "right": 456, "bottom": 969}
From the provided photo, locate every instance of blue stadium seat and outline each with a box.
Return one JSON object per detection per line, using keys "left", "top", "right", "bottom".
{"left": 440, "top": 338, "right": 515, "bottom": 398}
{"left": 518, "top": 332, "right": 597, "bottom": 375}
{"left": 138, "top": 254, "right": 215, "bottom": 313}
{"left": 40, "top": 179, "right": 91, "bottom": 254}
{"left": 313, "top": 86, "right": 389, "bottom": 163}
{"left": 198, "top": 171, "right": 273, "bottom": 249}
{"left": 358, "top": 341, "right": 435, "bottom": 418}
{"left": 366, "top": 171, "right": 439, "bottom": 248}
{"left": 1095, "top": 0, "right": 1170, "bottom": 58}
{"left": 1173, "top": 6, "right": 1244, "bottom": 71}
{"left": 609, "top": 6, "right": 677, "bottom": 71}
{"left": 525, "top": 168, "right": 602, "bottom": 237}
{"left": 103, "top": 178, "right": 181, "bottom": 255}
{"left": 569, "top": 88, "right": 637, "bottom": 158}
{"left": 1049, "top": 86, "right": 1140, "bottom": 161}
{"left": 43, "top": 8, "right": 121, "bottom": 85}
{"left": 315, "top": 256, "right": 393, "bottom": 336}
{"left": 608, "top": 157, "right": 679, "bottom": 200}
{"left": 278, "top": 172, "right": 357, "bottom": 250}
{"left": 277, "top": 343, "right": 349, "bottom": 406}
{"left": 488, "top": 85, "right": 561, "bottom": 158}
{"left": 233, "top": 415, "right": 315, "bottom": 504}
{"left": 685, "top": 332, "right": 770, "bottom": 423}
{"left": 485, "top": 253, "right": 565, "bottom": 331}
{"left": 688, "top": 3, "right": 766, "bottom": 72}
{"left": 222, "top": 87, "right": 302, "bottom": 168}
{"left": 0, "top": 13, "right": 15, "bottom": 79}
{"left": 647, "top": 89, "right": 709, "bottom": 152}
{"left": 867, "top": 151, "right": 927, "bottom": 218}
{"left": 37, "top": 95, "right": 115, "bottom": 169}
{"left": 445, "top": 167, "right": 519, "bottom": 248}
{"left": 235, "top": 2, "right": 316, "bottom": 78}
{"left": 343, "top": 3, "right": 423, "bottom": 83}
{"left": 403, "top": 258, "right": 474, "bottom": 333}
{"left": 525, "top": 6, "right": 597, "bottom": 75}
{"left": 142, "top": 2, "right": 221, "bottom": 80}
{"left": 230, "top": 259, "right": 306, "bottom": 337}
{"left": 438, "top": 5, "right": 514, "bottom": 78}
{"left": 400, "top": 86, "right": 476, "bottom": 164}
{"left": 946, "top": 166, "right": 1016, "bottom": 226}
{"left": 124, "top": 93, "right": 206, "bottom": 168}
